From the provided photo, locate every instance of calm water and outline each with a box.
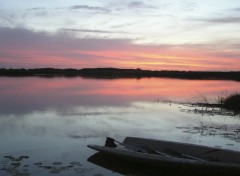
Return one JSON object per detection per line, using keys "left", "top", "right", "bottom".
{"left": 0, "top": 77, "right": 240, "bottom": 176}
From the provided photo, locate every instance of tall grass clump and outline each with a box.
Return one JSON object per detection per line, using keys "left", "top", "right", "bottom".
{"left": 222, "top": 93, "right": 240, "bottom": 112}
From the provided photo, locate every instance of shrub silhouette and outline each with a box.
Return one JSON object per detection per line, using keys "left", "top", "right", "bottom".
{"left": 223, "top": 93, "right": 240, "bottom": 112}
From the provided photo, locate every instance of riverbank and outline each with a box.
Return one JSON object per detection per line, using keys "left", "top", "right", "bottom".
{"left": 0, "top": 68, "right": 240, "bottom": 81}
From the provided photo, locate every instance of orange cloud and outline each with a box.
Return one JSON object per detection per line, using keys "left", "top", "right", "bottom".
{"left": 0, "top": 27, "right": 239, "bottom": 71}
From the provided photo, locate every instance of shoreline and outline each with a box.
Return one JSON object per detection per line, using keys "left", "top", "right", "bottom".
{"left": 0, "top": 68, "right": 240, "bottom": 81}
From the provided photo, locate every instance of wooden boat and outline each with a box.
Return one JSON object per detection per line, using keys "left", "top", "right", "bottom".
{"left": 87, "top": 137, "right": 240, "bottom": 169}
{"left": 88, "top": 153, "right": 240, "bottom": 176}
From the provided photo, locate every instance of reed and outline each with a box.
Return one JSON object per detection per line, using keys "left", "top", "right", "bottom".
{"left": 221, "top": 93, "right": 240, "bottom": 112}
{"left": 194, "top": 92, "right": 240, "bottom": 114}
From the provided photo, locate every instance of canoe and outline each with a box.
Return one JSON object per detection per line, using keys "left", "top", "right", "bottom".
{"left": 87, "top": 137, "right": 240, "bottom": 169}
{"left": 88, "top": 152, "right": 240, "bottom": 176}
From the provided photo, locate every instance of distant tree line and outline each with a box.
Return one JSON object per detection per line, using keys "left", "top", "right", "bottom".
{"left": 0, "top": 68, "right": 240, "bottom": 81}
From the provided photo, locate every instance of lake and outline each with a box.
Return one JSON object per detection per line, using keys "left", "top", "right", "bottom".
{"left": 0, "top": 77, "right": 240, "bottom": 176}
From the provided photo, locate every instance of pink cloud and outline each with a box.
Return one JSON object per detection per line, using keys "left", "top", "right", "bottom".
{"left": 0, "top": 27, "right": 239, "bottom": 71}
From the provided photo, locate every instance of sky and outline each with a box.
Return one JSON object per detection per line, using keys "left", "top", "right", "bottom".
{"left": 0, "top": 0, "right": 240, "bottom": 71}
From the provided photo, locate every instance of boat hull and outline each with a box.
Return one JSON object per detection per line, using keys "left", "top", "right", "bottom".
{"left": 88, "top": 137, "right": 240, "bottom": 169}
{"left": 88, "top": 152, "right": 240, "bottom": 176}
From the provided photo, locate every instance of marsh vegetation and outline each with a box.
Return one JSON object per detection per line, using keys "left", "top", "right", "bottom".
{"left": 189, "top": 92, "right": 240, "bottom": 115}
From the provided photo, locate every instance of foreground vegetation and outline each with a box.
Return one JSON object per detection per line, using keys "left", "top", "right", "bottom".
{"left": 222, "top": 93, "right": 240, "bottom": 112}
{"left": 195, "top": 93, "right": 240, "bottom": 114}
{"left": 0, "top": 68, "right": 240, "bottom": 81}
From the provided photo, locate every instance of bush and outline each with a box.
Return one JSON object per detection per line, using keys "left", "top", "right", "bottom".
{"left": 222, "top": 93, "right": 240, "bottom": 112}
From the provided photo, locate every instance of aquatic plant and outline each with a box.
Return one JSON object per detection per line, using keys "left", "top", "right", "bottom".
{"left": 188, "top": 92, "right": 240, "bottom": 115}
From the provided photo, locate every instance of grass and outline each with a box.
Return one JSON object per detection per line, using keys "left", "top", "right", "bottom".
{"left": 194, "top": 92, "right": 240, "bottom": 114}
{"left": 221, "top": 93, "right": 240, "bottom": 112}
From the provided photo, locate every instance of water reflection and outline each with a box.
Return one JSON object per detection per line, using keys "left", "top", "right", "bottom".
{"left": 0, "top": 103, "right": 187, "bottom": 140}
{"left": 176, "top": 102, "right": 240, "bottom": 145}
{"left": 178, "top": 124, "right": 240, "bottom": 143}
{"left": 179, "top": 105, "right": 239, "bottom": 116}
{"left": 0, "top": 77, "right": 239, "bottom": 115}
{"left": 0, "top": 77, "right": 240, "bottom": 175}
{"left": 2, "top": 155, "right": 92, "bottom": 176}
{"left": 176, "top": 116, "right": 240, "bottom": 144}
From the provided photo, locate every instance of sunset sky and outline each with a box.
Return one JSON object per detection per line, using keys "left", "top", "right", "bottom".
{"left": 0, "top": 0, "right": 240, "bottom": 71}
